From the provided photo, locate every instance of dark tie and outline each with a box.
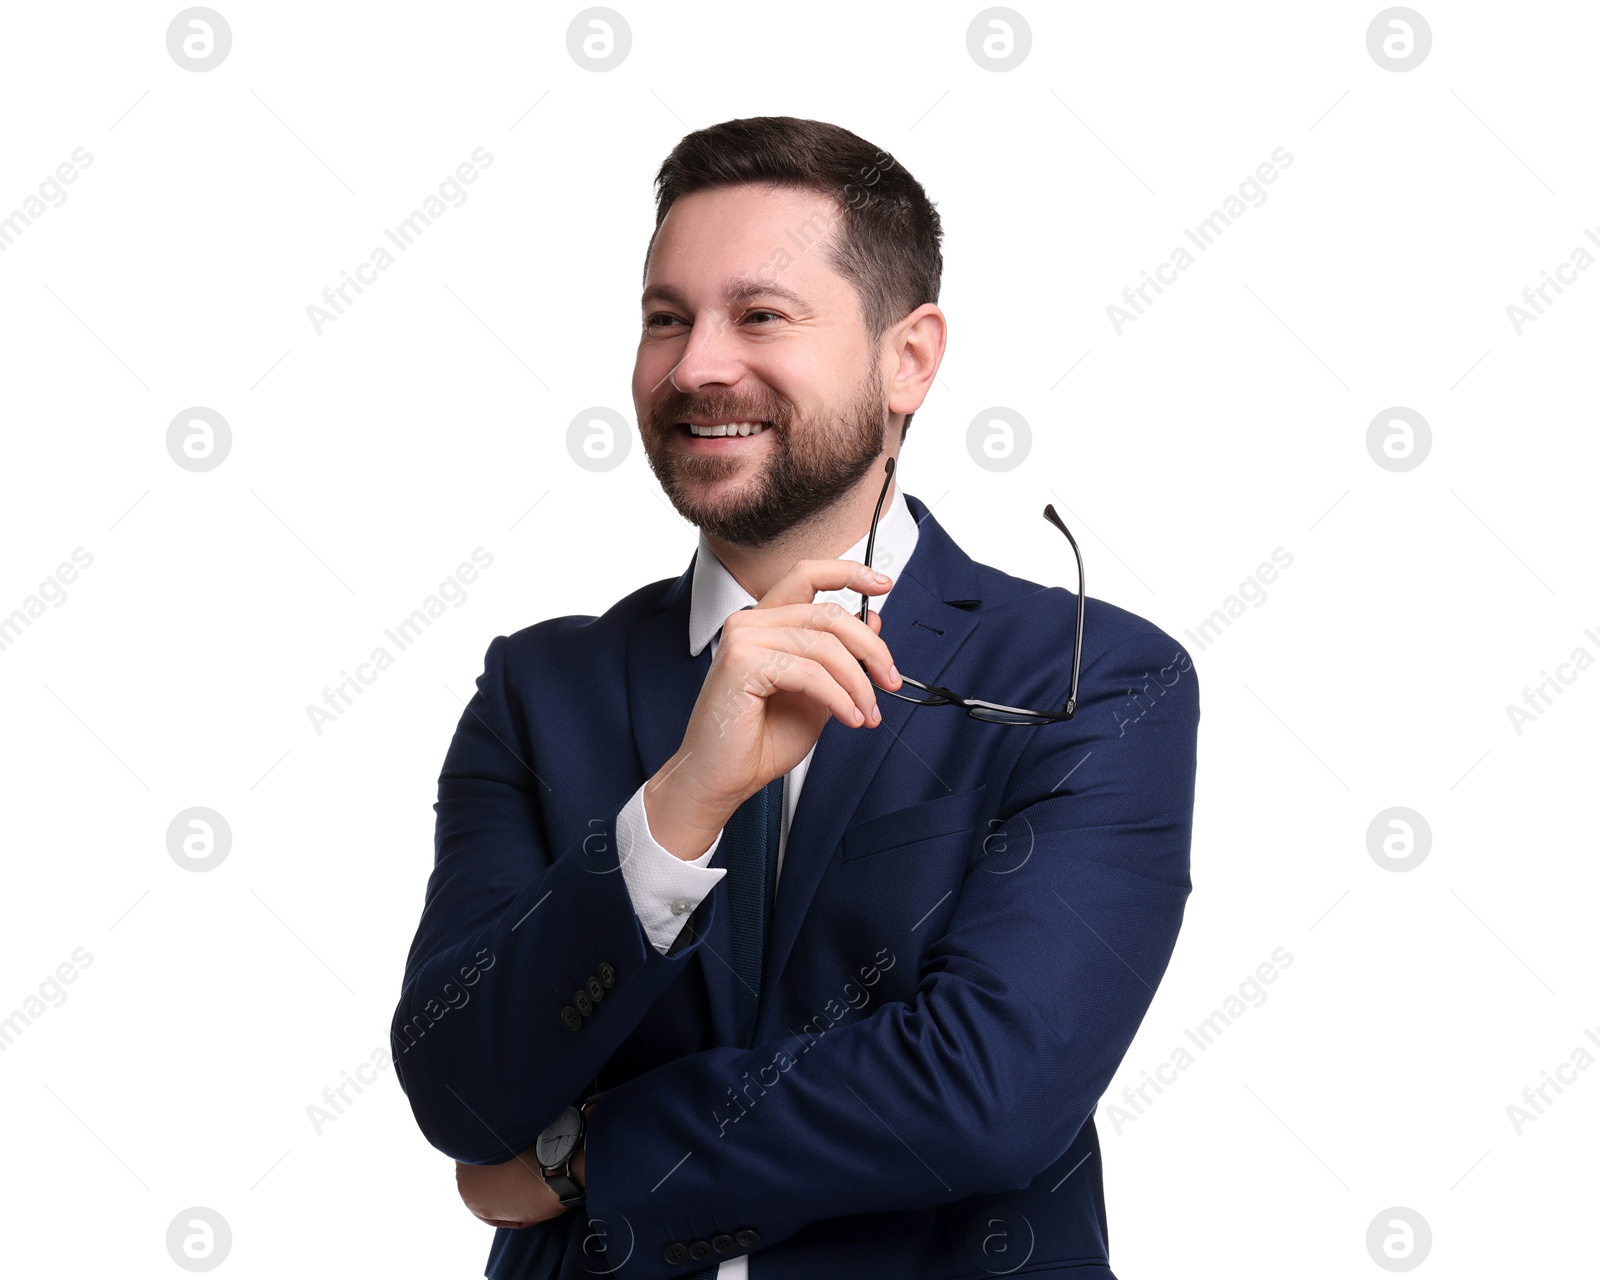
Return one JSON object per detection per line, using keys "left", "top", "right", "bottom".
{"left": 723, "top": 773, "right": 784, "bottom": 1050}
{"left": 710, "top": 609, "right": 785, "bottom": 1050}
{"left": 687, "top": 625, "right": 783, "bottom": 1277}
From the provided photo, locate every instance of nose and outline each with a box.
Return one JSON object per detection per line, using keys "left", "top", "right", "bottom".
{"left": 663, "top": 312, "right": 746, "bottom": 396}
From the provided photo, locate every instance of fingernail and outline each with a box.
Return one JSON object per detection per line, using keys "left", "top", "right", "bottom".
{"left": 888, "top": 664, "right": 900, "bottom": 685}
{"left": 870, "top": 571, "right": 890, "bottom": 584}
{"left": 870, "top": 703, "right": 881, "bottom": 724}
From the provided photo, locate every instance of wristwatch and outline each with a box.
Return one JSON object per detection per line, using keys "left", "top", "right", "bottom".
{"left": 535, "top": 1097, "right": 594, "bottom": 1208}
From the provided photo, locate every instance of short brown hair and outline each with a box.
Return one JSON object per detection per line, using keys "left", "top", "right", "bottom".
{"left": 645, "top": 116, "right": 944, "bottom": 443}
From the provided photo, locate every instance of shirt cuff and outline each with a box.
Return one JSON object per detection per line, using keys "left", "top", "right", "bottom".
{"left": 616, "top": 781, "right": 727, "bottom": 954}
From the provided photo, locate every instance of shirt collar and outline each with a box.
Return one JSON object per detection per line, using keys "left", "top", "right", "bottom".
{"left": 688, "top": 484, "right": 921, "bottom": 657}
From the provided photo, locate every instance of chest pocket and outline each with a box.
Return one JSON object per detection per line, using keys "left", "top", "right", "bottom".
{"left": 841, "top": 783, "right": 989, "bottom": 862}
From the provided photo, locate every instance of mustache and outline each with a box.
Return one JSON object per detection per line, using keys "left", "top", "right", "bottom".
{"left": 653, "top": 396, "right": 786, "bottom": 427}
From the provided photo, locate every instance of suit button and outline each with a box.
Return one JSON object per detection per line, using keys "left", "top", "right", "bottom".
{"left": 586, "top": 975, "right": 604, "bottom": 1002}
{"left": 688, "top": 1239, "right": 713, "bottom": 1261}
{"left": 735, "top": 1228, "right": 760, "bottom": 1248}
{"left": 573, "top": 989, "right": 593, "bottom": 1017}
{"left": 711, "top": 1233, "right": 735, "bottom": 1254}
{"left": 662, "top": 1241, "right": 688, "bottom": 1264}
{"left": 560, "top": 1005, "right": 581, "bottom": 1031}
{"left": 597, "top": 961, "right": 616, "bottom": 988}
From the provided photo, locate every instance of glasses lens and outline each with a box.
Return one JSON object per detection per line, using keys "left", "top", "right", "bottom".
{"left": 969, "top": 707, "right": 1047, "bottom": 724}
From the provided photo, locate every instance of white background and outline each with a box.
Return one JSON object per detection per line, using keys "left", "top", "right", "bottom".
{"left": 1, "top": 1, "right": 1594, "bottom": 1275}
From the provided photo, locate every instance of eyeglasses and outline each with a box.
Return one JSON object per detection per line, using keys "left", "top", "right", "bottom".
{"left": 856, "top": 457, "right": 1084, "bottom": 724}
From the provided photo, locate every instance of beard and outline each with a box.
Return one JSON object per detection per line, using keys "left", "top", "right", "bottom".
{"left": 640, "top": 363, "right": 888, "bottom": 548}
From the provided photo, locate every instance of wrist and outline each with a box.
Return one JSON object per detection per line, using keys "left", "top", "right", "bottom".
{"left": 645, "top": 759, "right": 734, "bottom": 860}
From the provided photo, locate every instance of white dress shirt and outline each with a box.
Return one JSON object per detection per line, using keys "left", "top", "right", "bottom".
{"left": 608, "top": 483, "right": 920, "bottom": 1278}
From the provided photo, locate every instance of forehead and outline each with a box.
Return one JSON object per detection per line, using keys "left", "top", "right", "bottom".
{"left": 643, "top": 183, "right": 850, "bottom": 310}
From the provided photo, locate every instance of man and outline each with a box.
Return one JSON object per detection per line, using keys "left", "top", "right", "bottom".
{"left": 391, "top": 116, "right": 1200, "bottom": 1280}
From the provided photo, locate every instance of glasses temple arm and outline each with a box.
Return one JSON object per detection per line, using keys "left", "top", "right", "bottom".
{"left": 1043, "top": 504, "right": 1085, "bottom": 716}
{"left": 857, "top": 456, "right": 897, "bottom": 625}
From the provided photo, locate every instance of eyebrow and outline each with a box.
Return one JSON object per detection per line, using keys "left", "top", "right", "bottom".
{"left": 641, "top": 276, "right": 809, "bottom": 312}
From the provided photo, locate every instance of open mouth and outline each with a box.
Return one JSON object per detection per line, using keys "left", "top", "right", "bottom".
{"left": 677, "top": 421, "right": 774, "bottom": 441}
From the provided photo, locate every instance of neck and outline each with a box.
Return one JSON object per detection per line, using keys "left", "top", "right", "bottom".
{"left": 706, "top": 474, "right": 898, "bottom": 603}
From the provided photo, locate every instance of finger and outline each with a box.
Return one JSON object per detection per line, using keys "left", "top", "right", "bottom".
{"left": 729, "top": 644, "right": 877, "bottom": 729}
{"left": 757, "top": 558, "right": 893, "bottom": 610}
{"left": 732, "top": 624, "right": 883, "bottom": 726}
{"left": 725, "top": 598, "right": 898, "bottom": 689}
{"left": 725, "top": 608, "right": 891, "bottom": 711}
{"left": 863, "top": 609, "right": 893, "bottom": 677}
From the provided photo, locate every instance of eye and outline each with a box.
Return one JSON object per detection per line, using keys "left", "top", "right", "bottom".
{"left": 646, "top": 309, "right": 783, "bottom": 331}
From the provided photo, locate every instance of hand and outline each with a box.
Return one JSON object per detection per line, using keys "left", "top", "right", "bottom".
{"left": 647, "top": 560, "right": 901, "bottom": 857}
{"left": 456, "top": 1141, "right": 571, "bottom": 1230}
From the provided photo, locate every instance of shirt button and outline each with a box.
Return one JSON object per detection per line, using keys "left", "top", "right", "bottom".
{"left": 670, "top": 898, "right": 693, "bottom": 915}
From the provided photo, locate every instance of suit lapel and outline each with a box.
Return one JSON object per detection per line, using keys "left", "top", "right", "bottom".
{"left": 624, "top": 550, "right": 705, "bottom": 789}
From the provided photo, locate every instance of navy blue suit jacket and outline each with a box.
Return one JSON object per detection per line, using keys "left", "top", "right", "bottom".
{"left": 390, "top": 491, "right": 1200, "bottom": 1279}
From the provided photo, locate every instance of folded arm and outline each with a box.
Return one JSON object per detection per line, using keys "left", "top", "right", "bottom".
{"left": 389, "top": 632, "right": 722, "bottom": 1165}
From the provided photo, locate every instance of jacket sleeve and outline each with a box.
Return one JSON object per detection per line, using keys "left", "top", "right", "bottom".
{"left": 581, "top": 627, "right": 1200, "bottom": 1264}
{"left": 389, "top": 632, "right": 719, "bottom": 1164}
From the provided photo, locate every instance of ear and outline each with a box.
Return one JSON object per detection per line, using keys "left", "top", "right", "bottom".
{"left": 884, "top": 304, "right": 947, "bottom": 420}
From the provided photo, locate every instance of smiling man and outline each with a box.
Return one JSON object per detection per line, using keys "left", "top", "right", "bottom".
{"left": 391, "top": 116, "right": 1200, "bottom": 1280}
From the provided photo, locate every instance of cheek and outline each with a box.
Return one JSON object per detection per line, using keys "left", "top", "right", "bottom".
{"left": 633, "top": 350, "right": 674, "bottom": 403}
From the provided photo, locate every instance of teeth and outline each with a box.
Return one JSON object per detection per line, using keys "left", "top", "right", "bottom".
{"left": 688, "top": 421, "right": 768, "bottom": 437}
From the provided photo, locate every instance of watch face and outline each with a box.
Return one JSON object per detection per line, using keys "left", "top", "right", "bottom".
{"left": 535, "top": 1105, "right": 582, "bottom": 1167}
